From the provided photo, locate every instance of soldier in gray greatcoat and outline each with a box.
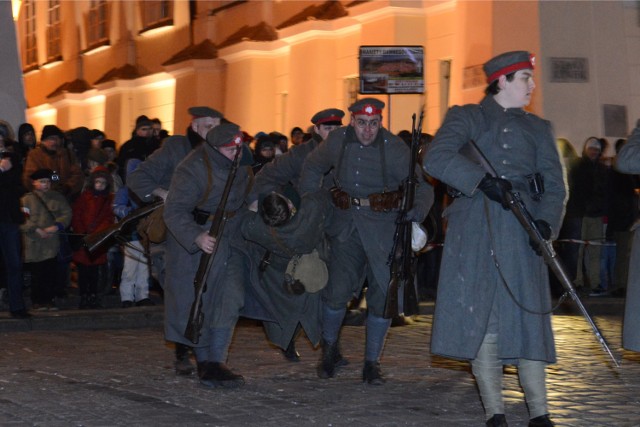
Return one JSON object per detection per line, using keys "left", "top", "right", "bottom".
{"left": 423, "top": 51, "right": 566, "bottom": 427}
{"left": 615, "top": 119, "right": 640, "bottom": 352}
{"left": 249, "top": 108, "right": 345, "bottom": 201}
{"left": 246, "top": 108, "right": 344, "bottom": 361}
{"left": 163, "top": 123, "right": 274, "bottom": 388}
{"left": 299, "top": 98, "right": 434, "bottom": 384}
{"left": 241, "top": 188, "right": 333, "bottom": 360}
{"left": 127, "top": 106, "right": 223, "bottom": 376}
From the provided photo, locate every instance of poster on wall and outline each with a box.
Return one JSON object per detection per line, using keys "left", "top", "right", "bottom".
{"left": 359, "top": 46, "right": 424, "bottom": 94}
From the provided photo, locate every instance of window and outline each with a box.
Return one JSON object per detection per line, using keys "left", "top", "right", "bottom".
{"left": 87, "top": 0, "right": 109, "bottom": 49}
{"left": 46, "top": 0, "right": 62, "bottom": 62}
{"left": 141, "top": 0, "right": 173, "bottom": 33}
{"left": 24, "top": 0, "right": 38, "bottom": 69}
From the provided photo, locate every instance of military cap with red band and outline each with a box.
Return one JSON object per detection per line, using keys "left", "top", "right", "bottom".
{"left": 483, "top": 51, "right": 535, "bottom": 84}
{"left": 311, "top": 108, "right": 345, "bottom": 126}
{"left": 348, "top": 98, "right": 385, "bottom": 116}
{"left": 206, "top": 123, "right": 243, "bottom": 148}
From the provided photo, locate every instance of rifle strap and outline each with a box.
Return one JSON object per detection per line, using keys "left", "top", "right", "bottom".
{"left": 196, "top": 151, "right": 215, "bottom": 209}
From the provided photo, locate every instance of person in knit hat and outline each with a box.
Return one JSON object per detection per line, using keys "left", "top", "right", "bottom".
{"left": 71, "top": 165, "right": 114, "bottom": 308}
{"left": 423, "top": 51, "right": 564, "bottom": 427}
{"left": 23, "top": 124, "right": 84, "bottom": 202}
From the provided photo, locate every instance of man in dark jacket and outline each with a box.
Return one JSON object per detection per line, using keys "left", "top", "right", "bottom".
{"left": 300, "top": 98, "right": 433, "bottom": 385}
{"left": 0, "top": 132, "right": 30, "bottom": 318}
{"left": 568, "top": 137, "right": 607, "bottom": 294}
{"left": 424, "top": 51, "right": 565, "bottom": 427}
{"left": 117, "top": 115, "right": 161, "bottom": 183}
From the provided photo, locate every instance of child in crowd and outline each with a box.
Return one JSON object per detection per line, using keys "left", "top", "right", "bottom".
{"left": 113, "top": 159, "right": 153, "bottom": 307}
{"left": 21, "top": 168, "right": 72, "bottom": 310}
{"left": 71, "top": 166, "right": 115, "bottom": 309}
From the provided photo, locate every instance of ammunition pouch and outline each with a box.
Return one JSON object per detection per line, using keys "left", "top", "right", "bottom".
{"left": 526, "top": 172, "right": 545, "bottom": 201}
{"left": 330, "top": 187, "right": 351, "bottom": 210}
{"left": 192, "top": 207, "right": 211, "bottom": 225}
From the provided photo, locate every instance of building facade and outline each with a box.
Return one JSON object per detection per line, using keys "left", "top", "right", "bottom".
{"left": 10, "top": 0, "right": 640, "bottom": 152}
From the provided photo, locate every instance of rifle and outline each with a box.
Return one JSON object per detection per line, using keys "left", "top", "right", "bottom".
{"left": 83, "top": 200, "right": 164, "bottom": 253}
{"left": 184, "top": 145, "right": 243, "bottom": 344}
{"left": 383, "top": 110, "right": 423, "bottom": 319}
{"left": 464, "top": 140, "right": 620, "bottom": 367}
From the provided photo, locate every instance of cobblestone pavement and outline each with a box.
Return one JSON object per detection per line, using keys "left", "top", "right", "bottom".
{"left": 0, "top": 314, "right": 638, "bottom": 427}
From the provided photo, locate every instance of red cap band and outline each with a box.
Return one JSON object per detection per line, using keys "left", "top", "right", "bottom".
{"left": 317, "top": 115, "right": 342, "bottom": 125}
{"left": 220, "top": 132, "right": 244, "bottom": 148}
{"left": 486, "top": 56, "right": 535, "bottom": 83}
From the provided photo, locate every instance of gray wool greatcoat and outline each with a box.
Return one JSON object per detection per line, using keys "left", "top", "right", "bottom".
{"left": 127, "top": 134, "right": 193, "bottom": 203}
{"left": 241, "top": 191, "right": 333, "bottom": 349}
{"left": 423, "top": 96, "right": 566, "bottom": 364}
{"left": 299, "top": 125, "right": 434, "bottom": 316}
{"left": 163, "top": 142, "right": 276, "bottom": 348}
{"left": 249, "top": 135, "right": 321, "bottom": 201}
{"left": 615, "top": 120, "right": 640, "bottom": 352}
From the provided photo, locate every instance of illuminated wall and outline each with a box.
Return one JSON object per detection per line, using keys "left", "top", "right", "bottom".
{"left": 12, "top": 0, "right": 640, "bottom": 151}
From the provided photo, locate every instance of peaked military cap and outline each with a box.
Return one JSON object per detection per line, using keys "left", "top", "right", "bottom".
{"left": 483, "top": 50, "right": 535, "bottom": 84}
{"left": 188, "top": 106, "right": 224, "bottom": 119}
{"left": 348, "top": 98, "right": 385, "bottom": 116}
{"left": 311, "top": 108, "right": 345, "bottom": 126}
{"left": 206, "top": 123, "right": 243, "bottom": 148}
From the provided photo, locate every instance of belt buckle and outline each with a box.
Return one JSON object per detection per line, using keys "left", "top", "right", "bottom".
{"left": 351, "top": 197, "right": 360, "bottom": 207}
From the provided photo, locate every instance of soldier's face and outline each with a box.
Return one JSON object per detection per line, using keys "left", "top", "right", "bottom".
{"left": 192, "top": 117, "right": 221, "bottom": 140}
{"left": 499, "top": 69, "right": 535, "bottom": 109}
{"left": 351, "top": 114, "right": 381, "bottom": 146}
{"left": 315, "top": 124, "right": 340, "bottom": 140}
{"left": 217, "top": 145, "right": 241, "bottom": 162}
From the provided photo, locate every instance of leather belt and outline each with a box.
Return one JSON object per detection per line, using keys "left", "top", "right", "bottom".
{"left": 207, "top": 210, "right": 236, "bottom": 221}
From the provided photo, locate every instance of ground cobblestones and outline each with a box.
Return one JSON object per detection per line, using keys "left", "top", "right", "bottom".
{"left": 0, "top": 313, "right": 638, "bottom": 426}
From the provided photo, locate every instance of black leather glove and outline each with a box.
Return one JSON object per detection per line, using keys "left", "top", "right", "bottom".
{"left": 529, "top": 219, "right": 552, "bottom": 256}
{"left": 478, "top": 173, "right": 512, "bottom": 210}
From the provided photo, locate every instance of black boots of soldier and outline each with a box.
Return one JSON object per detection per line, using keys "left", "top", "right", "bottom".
{"left": 197, "top": 361, "right": 245, "bottom": 388}
{"left": 362, "top": 360, "right": 385, "bottom": 385}
{"left": 486, "top": 414, "right": 508, "bottom": 427}
{"left": 316, "top": 339, "right": 349, "bottom": 378}
{"left": 174, "top": 343, "right": 195, "bottom": 376}
{"left": 282, "top": 339, "right": 301, "bottom": 362}
{"left": 485, "top": 414, "right": 554, "bottom": 427}
{"left": 528, "top": 414, "right": 555, "bottom": 427}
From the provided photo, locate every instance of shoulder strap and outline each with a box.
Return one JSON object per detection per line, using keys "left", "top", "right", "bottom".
{"left": 196, "top": 150, "right": 215, "bottom": 208}
{"left": 31, "top": 192, "right": 57, "bottom": 222}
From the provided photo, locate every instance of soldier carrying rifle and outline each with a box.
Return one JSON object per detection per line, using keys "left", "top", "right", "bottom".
{"left": 423, "top": 51, "right": 565, "bottom": 427}
{"left": 300, "top": 98, "right": 434, "bottom": 384}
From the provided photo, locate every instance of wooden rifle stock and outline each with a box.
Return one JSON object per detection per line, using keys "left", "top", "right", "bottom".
{"left": 465, "top": 140, "right": 620, "bottom": 367}
{"left": 383, "top": 110, "right": 423, "bottom": 319}
{"left": 184, "top": 146, "right": 242, "bottom": 344}
{"left": 83, "top": 200, "right": 164, "bottom": 253}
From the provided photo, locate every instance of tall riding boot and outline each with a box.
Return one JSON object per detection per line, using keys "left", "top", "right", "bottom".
{"left": 317, "top": 339, "right": 339, "bottom": 379}
{"left": 175, "top": 343, "right": 195, "bottom": 376}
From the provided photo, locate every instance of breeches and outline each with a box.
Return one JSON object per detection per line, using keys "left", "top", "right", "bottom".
{"left": 322, "top": 228, "right": 387, "bottom": 317}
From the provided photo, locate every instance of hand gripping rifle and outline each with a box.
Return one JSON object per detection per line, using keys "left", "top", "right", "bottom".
{"left": 463, "top": 140, "right": 620, "bottom": 367}
{"left": 383, "top": 110, "right": 423, "bottom": 319}
{"left": 83, "top": 200, "right": 164, "bottom": 253}
{"left": 184, "top": 146, "right": 243, "bottom": 344}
